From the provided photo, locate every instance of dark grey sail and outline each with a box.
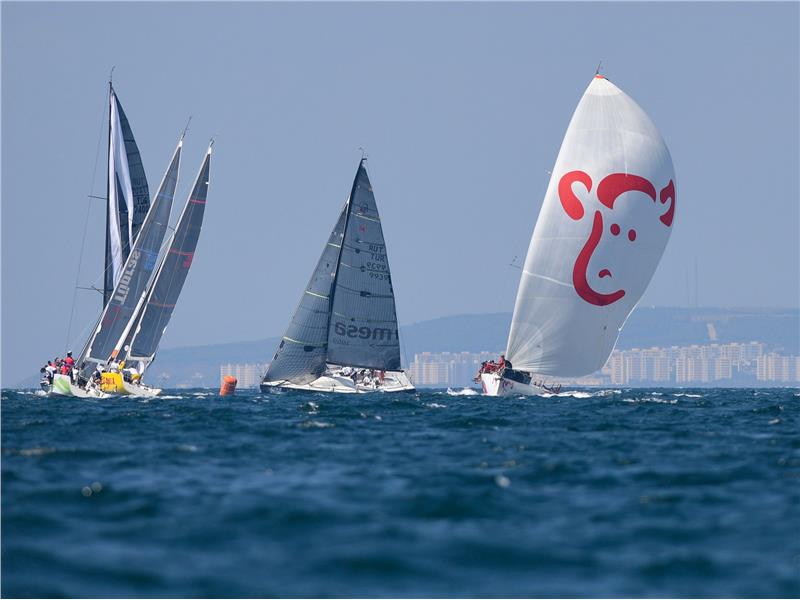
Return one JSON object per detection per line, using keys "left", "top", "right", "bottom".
{"left": 82, "top": 140, "right": 181, "bottom": 369}
{"left": 263, "top": 204, "right": 348, "bottom": 384}
{"left": 126, "top": 146, "right": 211, "bottom": 365}
{"left": 104, "top": 86, "right": 150, "bottom": 306}
{"left": 326, "top": 161, "right": 402, "bottom": 371}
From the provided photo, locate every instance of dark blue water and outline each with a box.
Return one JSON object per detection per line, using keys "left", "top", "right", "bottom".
{"left": 2, "top": 387, "right": 799, "bottom": 598}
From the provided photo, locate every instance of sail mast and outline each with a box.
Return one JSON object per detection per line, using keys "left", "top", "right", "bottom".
{"left": 103, "top": 81, "right": 113, "bottom": 307}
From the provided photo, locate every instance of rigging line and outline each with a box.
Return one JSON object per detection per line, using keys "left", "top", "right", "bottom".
{"left": 65, "top": 87, "right": 109, "bottom": 354}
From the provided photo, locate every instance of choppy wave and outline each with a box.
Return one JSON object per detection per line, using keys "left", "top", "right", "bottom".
{"left": 622, "top": 396, "right": 679, "bottom": 404}
{"left": 2, "top": 387, "right": 798, "bottom": 598}
{"left": 446, "top": 387, "right": 479, "bottom": 396}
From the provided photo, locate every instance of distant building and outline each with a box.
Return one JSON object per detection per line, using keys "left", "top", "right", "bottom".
{"left": 756, "top": 354, "right": 800, "bottom": 382}
{"left": 606, "top": 341, "right": 769, "bottom": 385}
{"left": 219, "top": 363, "right": 268, "bottom": 388}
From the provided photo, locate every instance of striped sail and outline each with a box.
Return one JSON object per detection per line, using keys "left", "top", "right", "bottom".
{"left": 506, "top": 76, "right": 676, "bottom": 376}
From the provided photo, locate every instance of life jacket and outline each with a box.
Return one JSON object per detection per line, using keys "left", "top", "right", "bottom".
{"left": 60, "top": 365, "right": 69, "bottom": 375}
{"left": 64, "top": 356, "right": 75, "bottom": 367}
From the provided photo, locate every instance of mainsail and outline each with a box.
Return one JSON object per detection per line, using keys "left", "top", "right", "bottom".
{"left": 81, "top": 139, "right": 182, "bottom": 368}
{"left": 506, "top": 75, "right": 676, "bottom": 376}
{"left": 263, "top": 159, "right": 402, "bottom": 384}
{"left": 326, "top": 161, "right": 402, "bottom": 370}
{"left": 125, "top": 145, "right": 212, "bottom": 368}
{"left": 105, "top": 85, "right": 150, "bottom": 306}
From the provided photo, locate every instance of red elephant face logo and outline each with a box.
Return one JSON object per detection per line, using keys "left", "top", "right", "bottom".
{"left": 558, "top": 170, "right": 675, "bottom": 307}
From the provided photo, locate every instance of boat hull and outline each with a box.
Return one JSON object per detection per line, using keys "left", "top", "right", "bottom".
{"left": 261, "top": 370, "right": 415, "bottom": 394}
{"left": 479, "top": 372, "right": 557, "bottom": 397}
{"left": 97, "top": 371, "right": 161, "bottom": 397}
{"left": 120, "top": 379, "right": 162, "bottom": 397}
{"left": 45, "top": 374, "right": 108, "bottom": 398}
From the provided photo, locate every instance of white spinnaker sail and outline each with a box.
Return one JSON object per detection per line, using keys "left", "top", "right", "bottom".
{"left": 506, "top": 76, "right": 676, "bottom": 376}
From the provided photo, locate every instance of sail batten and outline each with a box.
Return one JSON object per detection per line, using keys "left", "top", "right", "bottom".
{"left": 506, "top": 76, "right": 676, "bottom": 377}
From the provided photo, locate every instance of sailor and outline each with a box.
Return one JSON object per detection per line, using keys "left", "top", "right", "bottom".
{"left": 64, "top": 351, "right": 75, "bottom": 369}
{"left": 497, "top": 354, "right": 512, "bottom": 371}
{"left": 122, "top": 365, "right": 139, "bottom": 383}
{"left": 45, "top": 361, "right": 57, "bottom": 381}
{"left": 341, "top": 366, "right": 353, "bottom": 377}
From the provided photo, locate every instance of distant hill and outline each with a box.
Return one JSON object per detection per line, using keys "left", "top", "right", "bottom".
{"left": 10, "top": 307, "right": 798, "bottom": 388}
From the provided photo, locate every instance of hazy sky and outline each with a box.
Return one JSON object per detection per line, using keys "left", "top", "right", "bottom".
{"left": 2, "top": 1, "right": 798, "bottom": 384}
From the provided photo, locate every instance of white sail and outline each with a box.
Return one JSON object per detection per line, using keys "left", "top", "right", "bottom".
{"left": 506, "top": 75, "right": 676, "bottom": 377}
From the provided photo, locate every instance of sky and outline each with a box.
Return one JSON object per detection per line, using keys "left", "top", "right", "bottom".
{"left": 2, "top": 1, "right": 798, "bottom": 385}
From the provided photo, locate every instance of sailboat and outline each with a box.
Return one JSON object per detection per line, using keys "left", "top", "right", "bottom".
{"left": 43, "top": 81, "right": 152, "bottom": 397}
{"left": 79, "top": 143, "right": 212, "bottom": 397}
{"left": 43, "top": 81, "right": 213, "bottom": 397}
{"left": 260, "top": 159, "right": 415, "bottom": 394}
{"left": 480, "top": 74, "right": 676, "bottom": 396}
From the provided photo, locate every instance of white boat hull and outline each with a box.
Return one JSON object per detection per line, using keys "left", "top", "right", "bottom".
{"left": 479, "top": 372, "right": 559, "bottom": 397}
{"left": 261, "top": 370, "right": 415, "bottom": 394}
{"left": 120, "top": 380, "right": 162, "bottom": 397}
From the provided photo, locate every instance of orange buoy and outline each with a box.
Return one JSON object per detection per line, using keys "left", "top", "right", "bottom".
{"left": 219, "top": 375, "right": 237, "bottom": 396}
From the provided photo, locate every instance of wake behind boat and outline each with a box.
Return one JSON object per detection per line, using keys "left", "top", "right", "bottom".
{"left": 261, "top": 159, "right": 414, "bottom": 394}
{"left": 480, "top": 74, "right": 676, "bottom": 396}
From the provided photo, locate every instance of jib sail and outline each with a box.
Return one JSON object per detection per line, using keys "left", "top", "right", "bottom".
{"left": 264, "top": 203, "right": 348, "bottom": 384}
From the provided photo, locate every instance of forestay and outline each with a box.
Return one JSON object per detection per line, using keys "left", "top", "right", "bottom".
{"left": 326, "top": 161, "right": 401, "bottom": 371}
{"left": 506, "top": 76, "right": 676, "bottom": 376}
{"left": 105, "top": 85, "right": 150, "bottom": 306}
{"left": 264, "top": 204, "right": 348, "bottom": 384}
{"left": 82, "top": 140, "right": 182, "bottom": 368}
{"left": 126, "top": 145, "right": 212, "bottom": 367}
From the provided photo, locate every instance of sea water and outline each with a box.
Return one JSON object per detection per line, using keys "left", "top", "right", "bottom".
{"left": 2, "top": 387, "right": 799, "bottom": 598}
